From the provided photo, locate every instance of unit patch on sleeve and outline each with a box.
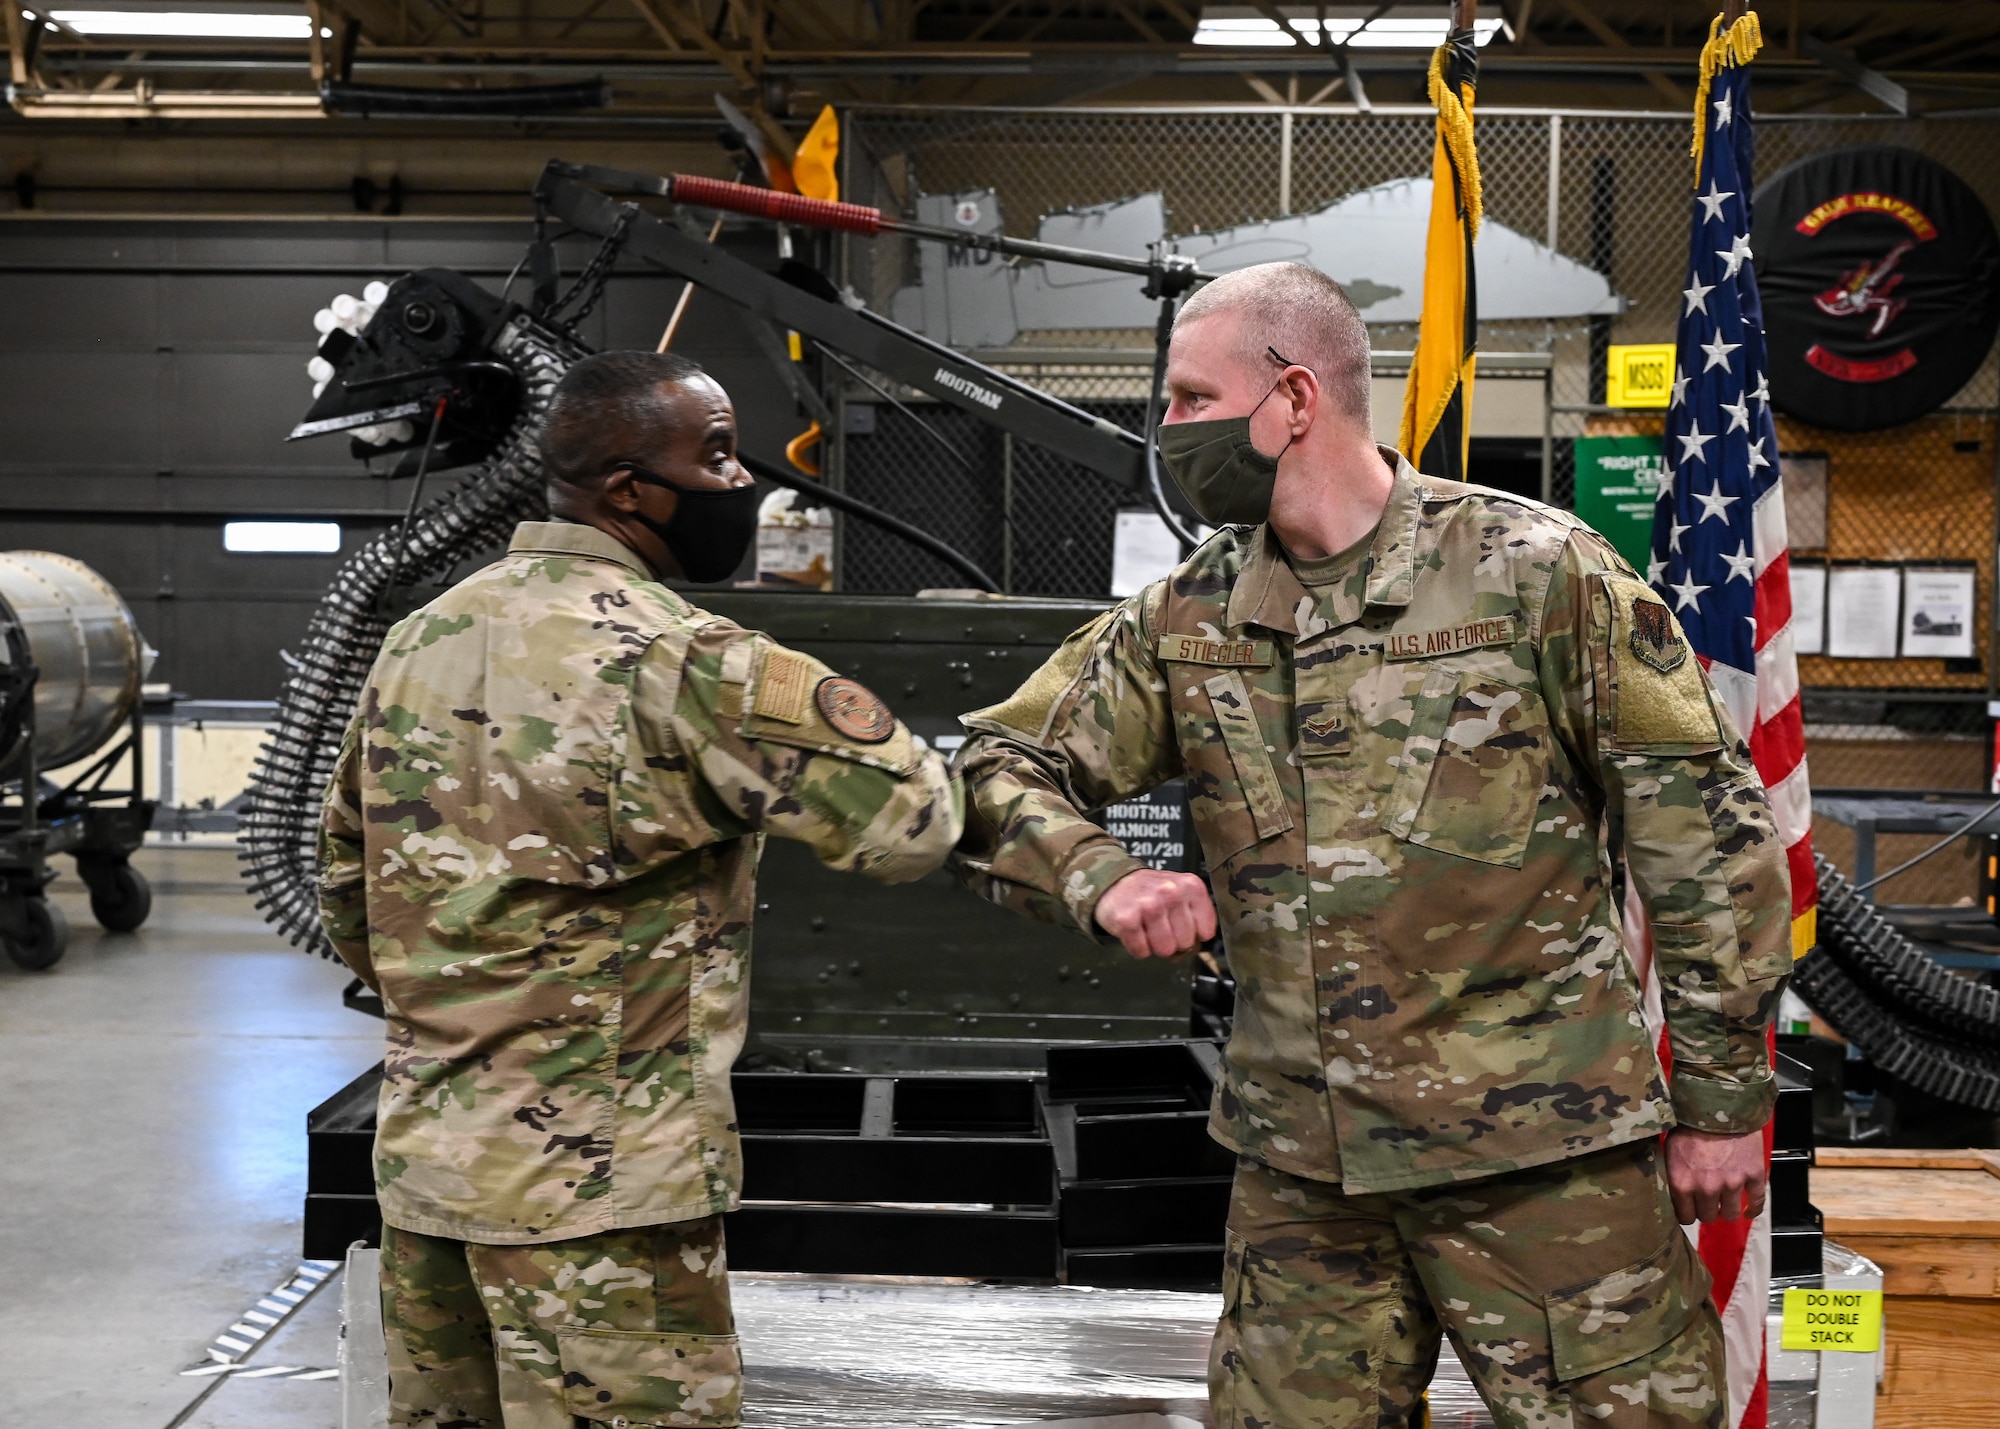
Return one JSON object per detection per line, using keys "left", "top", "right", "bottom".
{"left": 1384, "top": 614, "right": 1520, "bottom": 661}
{"left": 1155, "top": 634, "right": 1274, "bottom": 666}
{"left": 814, "top": 676, "right": 896, "bottom": 744}
{"left": 1627, "top": 597, "right": 1689, "bottom": 673}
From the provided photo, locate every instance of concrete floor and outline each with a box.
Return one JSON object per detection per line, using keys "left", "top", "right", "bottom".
{"left": 0, "top": 844, "right": 1492, "bottom": 1429}
{"left": 0, "top": 844, "right": 378, "bottom": 1428}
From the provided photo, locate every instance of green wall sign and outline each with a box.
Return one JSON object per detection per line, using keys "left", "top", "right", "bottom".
{"left": 1573, "top": 435, "right": 1668, "bottom": 576}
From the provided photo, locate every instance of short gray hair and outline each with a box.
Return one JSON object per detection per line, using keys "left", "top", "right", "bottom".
{"left": 1174, "top": 262, "right": 1372, "bottom": 425}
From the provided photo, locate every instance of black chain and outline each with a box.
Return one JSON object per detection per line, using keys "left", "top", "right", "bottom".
{"left": 550, "top": 204, "right": 635, "bottom": 330}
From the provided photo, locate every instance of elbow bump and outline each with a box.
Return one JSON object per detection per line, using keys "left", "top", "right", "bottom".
{"left": 863, "top": 791, "right": 963, "bottom": 884}
{"left": 866, "top": 828, "right": 956, "bottom": 884}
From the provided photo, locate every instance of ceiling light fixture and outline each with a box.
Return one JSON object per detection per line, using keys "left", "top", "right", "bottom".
{"left": 45, "top": 8, "right": 314, "bottom": 37}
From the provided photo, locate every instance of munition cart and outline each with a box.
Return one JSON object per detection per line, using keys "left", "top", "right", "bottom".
{"left": 0, "top": 551, "right": 156, "bottom": 970}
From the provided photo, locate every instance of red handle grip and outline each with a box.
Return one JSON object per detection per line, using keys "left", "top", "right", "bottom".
{"left": 668, "top": 174, "right": 883, "bottom": 236}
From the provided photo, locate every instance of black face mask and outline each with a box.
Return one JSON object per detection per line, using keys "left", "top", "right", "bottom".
{"left": 620, "top": 464, "right": 760, "bottom": 584}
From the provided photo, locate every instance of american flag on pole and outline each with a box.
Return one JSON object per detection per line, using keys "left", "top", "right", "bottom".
{"left": 1641, "top": 12, "right": 1817, "bottom": 1429}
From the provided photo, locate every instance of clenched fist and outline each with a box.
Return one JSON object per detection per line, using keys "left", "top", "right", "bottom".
{"left": 1094, "top": 868, "right": 1218, "bottom": 959}
{"left": 1665, "top": 1126, "right": 1768, "bottom": 1224}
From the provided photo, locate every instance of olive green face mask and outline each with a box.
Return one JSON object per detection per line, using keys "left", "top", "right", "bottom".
{"left": 1155, "top": 349, "right": 1298, "bottom": 527}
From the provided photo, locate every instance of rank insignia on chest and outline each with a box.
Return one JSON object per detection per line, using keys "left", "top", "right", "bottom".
{"left": 1384, "top": 614, "right": 1520, "bottom": 661}
{"left": 1298, "top": 700, "right": 1350, "bottom": 758}
{"left": 1628, "top": 598, "right": 1688, "bottom": 673}
{"left": 1156, "top": 634, "right": 1274, "bottom": 666}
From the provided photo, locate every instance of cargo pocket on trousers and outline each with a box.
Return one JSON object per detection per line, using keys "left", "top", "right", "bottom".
{"left": 1208, "top": 1231, "right": 1249, "bottom": 1423}
{"left": 1218, "top": 1229, "right": 1248, "bottom": 1320}
{"left": 1544, "top": 1231, "right": 1703, "bottom": 1383}
{"left": 557, "top": 1328, "right": 743, "bottom": 1428}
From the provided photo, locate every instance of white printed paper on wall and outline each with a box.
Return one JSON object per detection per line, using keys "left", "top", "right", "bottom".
{"left": 1789, "top": 564, "right": 1826, "bottom": 655}
{"left": 1825, "top": 565, "right": 1901, "bottom": 659}
{"left": 1901, "top": 567, "right": 1976, "bottom": 659}
{"left": 1111, "top": 511, "right": 1211, "bottom": 597}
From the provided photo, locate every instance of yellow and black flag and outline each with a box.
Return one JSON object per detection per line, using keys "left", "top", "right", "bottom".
{"left": 1398, "top": 16, "right": 1482, "bottom": 483}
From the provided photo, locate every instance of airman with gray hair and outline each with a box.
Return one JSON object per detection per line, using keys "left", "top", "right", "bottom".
{"left": 952, "top": 259, "right": 1790, "bottom": 1427}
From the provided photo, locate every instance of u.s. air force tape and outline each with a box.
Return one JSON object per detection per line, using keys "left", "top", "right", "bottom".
{"left": 1384, "top": 613, "right": 1520, "bottom": 660}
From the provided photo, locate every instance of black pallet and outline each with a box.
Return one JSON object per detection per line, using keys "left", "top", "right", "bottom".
{"left": 736, "top": 1071, "right": 1054, "bottom": 1205}
{"left": 1770, "top": 1049, "right": 1823, "bottom": 1285}
{"left": 306, "top": 1039, "right": 1817, "bottom": 1288}
{"left": 1045, "top": 1041, "right": 1232, "bottom": 1290}
{"left": 731, "top": 1203, "right": 1059, "bottom": 1279}
{"left": 304, "top": 1064, "right": 1064, "bottom": 1274}
{"left": 303, "top": 1064, "right": 385, "bottom": 1258}
{"left": 1061, "top": 1243, "right": 1228, "bottom": 1290}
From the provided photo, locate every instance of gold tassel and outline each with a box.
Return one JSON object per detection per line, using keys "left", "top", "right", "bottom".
{"left": 1426, "top": 41, "right": 1482, "bottom": 240}
{"left": 1690, "top": 10, "right": 1765, "bottom": 185}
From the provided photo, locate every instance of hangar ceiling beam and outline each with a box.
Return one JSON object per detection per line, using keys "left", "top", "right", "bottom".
{"left": 1800, "top": 33, "right": 1907, "bottom": 115}
{"left": 5, "top": 3, "right": 37, "bottom": 88}
{"left": 1551, "top": 0, "right": 1686, "bottom": 109}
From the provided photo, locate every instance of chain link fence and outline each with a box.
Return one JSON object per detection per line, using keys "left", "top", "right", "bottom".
{"left": 827, "top": 104, "right": 2000, "bottom": 760}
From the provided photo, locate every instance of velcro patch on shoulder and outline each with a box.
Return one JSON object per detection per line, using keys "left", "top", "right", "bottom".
{"left": 1604, "top": 576, "right": 1722, "bottom": 750}
{"left": 713, "top": 637, "right": 755, "bottom": 719}
{"left": 719, "top": 639, "right": 755, "bottom": 685}
{"left": 1155, "top": 633, "right": 1273, "bottom": 666}
{"left": 966, "top": 608, "right": 1115, "bottom": 741}
{"left": 753, "top": 647, "right": 814, "bottom": 725}
{"left": 1384, "top": 613, "right": 1520, "bottom": 661}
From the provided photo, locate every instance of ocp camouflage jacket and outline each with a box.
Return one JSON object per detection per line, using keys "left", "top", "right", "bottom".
{"left": 954, "top": 453, "right": 1791, "bottom": 1194}
{"left": 320, "top": 520, "right": 961, "bottom": 1243}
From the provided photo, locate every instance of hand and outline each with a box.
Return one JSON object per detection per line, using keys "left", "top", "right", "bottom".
{"left": 1093, "top": 868, "right": 1218, "bottom": 959}
{"left": 1664, "top": 1126, "right": 1767, "bottom": 1224}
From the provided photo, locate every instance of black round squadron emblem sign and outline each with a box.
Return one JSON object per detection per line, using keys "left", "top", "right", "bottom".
{"left": 814, "top": 676, "right": 895, "bottom": 744}
{"left": 1753, "top": 147, "right": 2000, "bottom": 432}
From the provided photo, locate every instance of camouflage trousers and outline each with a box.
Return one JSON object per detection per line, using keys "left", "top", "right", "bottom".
{"left": 379, "top": 1216, "right": 741, "bottom": 1429}
{"left": 1209, "top": 1139, "right": 1726, "bottom": 1429}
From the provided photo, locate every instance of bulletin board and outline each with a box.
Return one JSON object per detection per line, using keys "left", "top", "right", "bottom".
{"left": 1580, "top": 411, "right": 1998, "bottom": 691}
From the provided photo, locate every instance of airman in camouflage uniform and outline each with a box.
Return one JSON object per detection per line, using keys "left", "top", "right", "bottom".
{"left": 952, "top": 264, "right": 1789, "bottom": 1428}
{"left": 321, "top": 351, "right": 960, "bottom": 1428}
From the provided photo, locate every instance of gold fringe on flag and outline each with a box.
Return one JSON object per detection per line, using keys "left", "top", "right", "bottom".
{"left": 1427, "top": 41, "right": 1482, "bottom": 241}
{"left": 1398, "top": 33, "right": 1481, "bottom": 483}
{"left": 1690, "top": 10, "right": 1764, "bottom": 184}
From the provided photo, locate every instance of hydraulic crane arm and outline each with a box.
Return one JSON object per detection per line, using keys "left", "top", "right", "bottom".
{"left": 535, "top": 162, "right": 1151, "bottom": 494}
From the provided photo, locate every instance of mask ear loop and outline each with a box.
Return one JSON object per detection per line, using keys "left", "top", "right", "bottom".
{"left": 1251, "top": 347, "right": 1311, "bottom": 458}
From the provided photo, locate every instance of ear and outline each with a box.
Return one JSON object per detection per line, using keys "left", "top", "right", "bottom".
{"left": 601, "top": 467, "right": 643, "bottom": 513}
{"left": 1283, "top": 366, "right": 1320, "bottom": 436}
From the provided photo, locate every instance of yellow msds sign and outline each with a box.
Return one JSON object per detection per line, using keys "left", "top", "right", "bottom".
{"left": 1780, "top": 1288, "right": 1883, "bottom": 1353}
{"left": 1605, "top": 343, "right": 1677, "bottom": 409}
